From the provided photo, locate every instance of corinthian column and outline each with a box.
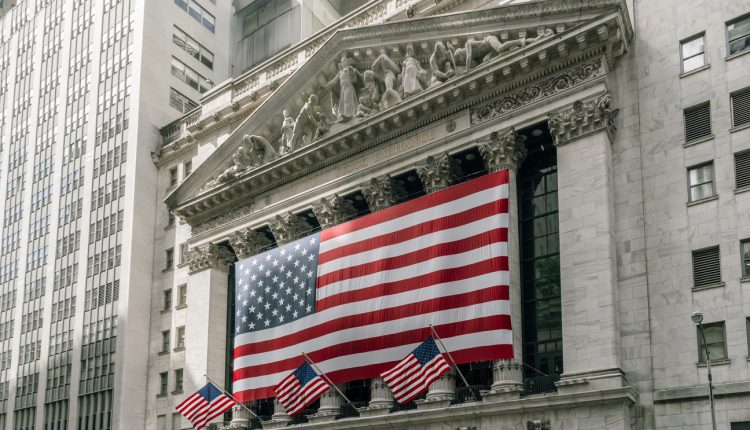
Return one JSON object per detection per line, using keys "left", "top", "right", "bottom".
{"left": 228, "top": 227, "right": 273, "bottom": 259}
{"left": 311, "top": 194, "right": 358, "bottom": 229}
{"left": 477, "top": 128, "right": 527, "bottom": 401}
{"left": 268, "top": 211, "right": 313, "bottom": 245}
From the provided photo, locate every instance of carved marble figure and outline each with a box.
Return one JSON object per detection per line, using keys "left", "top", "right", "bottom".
{"left": 291, "top": 94, "right": 329, "bottom": 149}
{"left": 356, "top": 90, "right": 376, "bottom": 118}
{"left": 526, "top": 27, "right": 554, "bottom": 44}
{"left": 215, "top": 145, "right": 253, "bottom": 183}
{"left": 464, "top": 35, "right": 525, "bottom": 73}
{"left": 371, "top": 51, "right": 402, "bottom": 110}
{"left": 326, "top": 55, "right": 361, "bottom": 122}
{"left": 401, "top": 44, "right": 427, "bottom": 97}
{"left": 244, "top": 134, "right": 278, "bottom": 166}
{"left": 279, "top": 109, "right": 295, "bottom": 155}
{"left": 429, "top": 41, "right": 455, "bottom": 86}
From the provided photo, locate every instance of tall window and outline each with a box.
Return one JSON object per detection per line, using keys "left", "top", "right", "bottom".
{"left": 159, "top": 372, "right": 168, "bottom": 396}
{"left": 687, "top": 162, "right": 715, "bottom": 202}
{"left": 171, "top": 58, "right": 213, "bottom": 94}
{"left": 169, "top": 167, "right": 178, "bottom": 187}
{"left": 680, "top": 33, "right": 706, "bottom": 73}
{"left": 684, "top": 102, "right": 712, "bottom": 143}
{"left": 163, "top": 289, "right": 172, "bottom": 311}
{"left": 173, "top": 369, "right": 183, "bottom": 393}
{"left": 698, "top": 322, "right": 727, "bottom": 362}
{"left": 176, "top": 326, "right": 185, "bottom": 349}
{"left": 692, "top": 245, "right": 722, "bottom": 288}
{"left": 727, "top": 14, "right": 750, "bottom": 56}
{"left": 741, "top": 240, "right": 750, "bottom": 278}
{"left": 174, "top": 0, "right": 215, "bottom": 33}
{"left": 161, "top": 330, "right": 170, "bottom": 353}
{"left": 172, "top": 27, "right": 214, "bottom": 69}
{"left": 184, "top": 161, "right": 193, "bottom": 177}
{"left": 519, "top": 147, "right": 562, "bottom": 379}
{"left": 165, "top": 248, "right": 174, "bottom": 270}
{"left": 177, "top": 284, "right": 187, "bottom": 307}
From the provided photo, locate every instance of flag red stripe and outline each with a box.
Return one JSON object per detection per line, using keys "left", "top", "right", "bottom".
{"left": 175, "top": 393, "right": 201, "bottom": 412}
{"left": 196, "top": 397, "right": 234, "bottom": 428}
{"left": 396, "top": 360, "right": 451, "bottom": 404}
{"left": 318, "top": 200, "right": 508, "bottom": 265}
{"left": 233, "top": 315, "right": 510, "bottom": 381}
{"left": 317, "top": 257, "right": 507, "bottom": 311}
{"left": 234, "top": 286, "right": 508, "bottom": 358}
{"left": 320, "top": 171, "right": 507, "bottom": 242}
{"left": 389, "top": 356, "right": 449, "bottom": 401}
{"left": 284, "top": 378, "right": 329, "bottom": 415}
{"left": 317, "top": 228, "right": 508, "bottom": 288}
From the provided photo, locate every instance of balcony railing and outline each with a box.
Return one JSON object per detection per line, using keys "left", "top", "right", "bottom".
{"left": 520, "top": 374, "right": 560, "bottom": 396}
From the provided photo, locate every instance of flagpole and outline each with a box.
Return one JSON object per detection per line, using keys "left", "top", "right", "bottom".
{"left": 203, "top": 374, "right": 261, "bottom": 419}
{"left": 428, "top": 325, "right": 473, "bottom": 391}
{"left": 301, "top": 352, "right": 355, "bottom": 406}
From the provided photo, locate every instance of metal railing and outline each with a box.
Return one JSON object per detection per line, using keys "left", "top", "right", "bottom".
{"left": 520, "top": 374, "right": 560, "bottom": 396}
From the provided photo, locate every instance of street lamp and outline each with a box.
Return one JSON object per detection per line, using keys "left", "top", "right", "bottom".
{"left": 691, "top": 310, "right": 717, "bottom": 430}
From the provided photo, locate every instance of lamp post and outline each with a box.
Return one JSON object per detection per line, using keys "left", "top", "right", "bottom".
{"left": 692, "top": 311, "right": 717, "bottom": 430}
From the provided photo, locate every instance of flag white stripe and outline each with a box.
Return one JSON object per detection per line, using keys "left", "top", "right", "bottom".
{"left": 387, "top": 354, "right": 443, "bottom": 393}
{"left": 317, "top": 213, "right": 508, "bottom": 276}
{"left": 393, "top": 358, "right": 450, "bottom": 401}
{"left": 284, "top": 378, "right": 329, "bottom": 413}
{"left": 380, "top": 355, "right": 418, "bottom": 380}
{"left": 235, "top": 300, "right": 510, "bottom": 369}
{"left": 319, "top": 183, "right": 508, "bottom": 253}
{"left": 196, "top": 397, "right": 235, "bottom": 428}
{"left": 236, "top": 270, "right": 507, "bottom": 347}
{"left": 318, "top": 242, "right": 507, "bottom": 300}
{"left": 234, "top": 328, "right": 511, "bottom": 392}
{"left": 176, "top": 394, "right": 203, "bottom": 414}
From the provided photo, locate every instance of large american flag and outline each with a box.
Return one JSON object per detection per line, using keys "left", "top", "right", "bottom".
{"left": 233, "top": 170, "right": 512, "bottom": 402}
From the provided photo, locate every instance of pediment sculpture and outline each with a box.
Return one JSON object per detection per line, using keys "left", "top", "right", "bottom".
{"left": 201, "top": 27, "right": 555, "bottom": 192}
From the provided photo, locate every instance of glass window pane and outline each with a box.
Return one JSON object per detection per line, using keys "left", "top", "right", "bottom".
{"left": 682, "top": 36, "right": 704, "bottom": 58}
{"left": 683, "top": 54, "right": 705, "bottom": 72}
{"left": 728, "top": 17, "right": 750, "bottom": 41}
{"left": 174, "top": 0, "right": 188, "bottom": 11}
{"left": 704, "top": 325, "right": 723, "bottom": 343}
{"left": 534, "top": 196, "right": 546, "bottom": 216}
{"left": 729, "top": 35, "right": 750, "bottom": 55}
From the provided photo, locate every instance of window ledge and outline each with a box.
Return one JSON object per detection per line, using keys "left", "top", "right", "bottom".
{"left": 680, "top": 64, "right": 710, "bottom": 78}
{"left": 735, "top": 186, "right": 750, "bottom": 195}
{"left": 692, "top": 282, "right": 725, "bottom": 292}
{"left": 730, "top": 122, "right": 750, "bottom": 134}
{"left": 741, "top": 277, "right": 750, "bottom": 283}
{"left": 683, "top": 134, "right": 714, "bottom": 147}
{"left": 158, "top": 350, "right": 169, "bottom": 356}
{"left": 175, "top": 304, "right": 187, "bottom": 310}
{"left": 156, "top": 393, "right": 167, "bottom": 398}
{"left": 162, "top": 267, "right": 174, "bottom": 273}
{"left": 687, "top": 195, "right": 718, "bottom": 206}
{"left": 160, "top": 309, "right": 171, "bottom": 315}
{"left": 698, "top": 358, "right": 730, "bottom": 367}
{"left": 173, "top": 347, "right": 185, "bottom": 352}
{"left": 726, "top": 49, "right": 750, "bottom": 62}
{"left": 172, "top": 390, "right": 183, "bottom": 395}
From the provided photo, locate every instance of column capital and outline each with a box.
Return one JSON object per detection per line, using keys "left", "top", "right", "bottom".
{"left": 311, "top": 194, "right": 358, "bottom": 229}
{"left": 548, "top": 92, "right": 619, "bottom": 146}
{"left": 361, "top": 174, "right": 407, "bottom": 212}
{"left": 416, "top": 152, "right": 462, "bottom": 194}
{"left": 183, "top": 242, "right": 234, "bottom": 274}
{"left": 228, "top": 228, "right": 273, "bottom": 259}
{"left": 268, "top": 211, "right": 313, "bottom": 244}
{"left": 478, "top": 127, "right": 528, "bottom": 172}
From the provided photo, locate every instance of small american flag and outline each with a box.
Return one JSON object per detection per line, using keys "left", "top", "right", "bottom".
{"left": 275, "top": 361, "right": 332, "bottom": 416}
{"left": 175, "top": 382, "right": 235, "bottom": 429}
{"left": 381, "top": 336, "right": 451, "bottom": 404}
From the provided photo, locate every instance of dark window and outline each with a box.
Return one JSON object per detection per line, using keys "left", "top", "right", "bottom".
{"left": 173, "top": 369, "right": 183, "bottom": 393}
{"left": 178, "top": 284, "right": 187, "bottom": 307}
{"left": 687, "top": 162, "right": 715, "bottom": 202}
{"left": 732, "top": 422, "right": 750, "bottom": 430}
{"left": 741, "top": 240, "right": 750, "bottom": 278}
{"left": 684, "top": 103, "right": 712, "bottom": 143}
{"left": 176, "top": 326, "right": 185, "bottom": 349}
{"left": 731, "top": 88, "right": 750, "bottom": 128}
{"left": 169, "top": 167, "right": 178, "bottom": 187}
{"left": 692, "top": 246, "right": 721, "bottom": 288}
{"left": 161, "top": 330, "right": 170, "bottom": 353}
{"left": 681, "top": 33, "right": 706, "bottom": 73}
{"left": 184, "top": 161, "right": 193, "bottom": 177}
{"left": 165, "top": 248, "right": 174, "bottom": 270}
{"left": 698, "top": 322, "right": 727, "bottom": 362}
{"left": 519, "top": 147, "right": 562, "bottom": 379}
{"left": 163, "top": 289, "right": 172, "bottom": 311}
{"left": 736, "top": 151, "right": 750, "bottom": 189}
{"left": 159, "top": 372, "right": 168, "bottom": 395}
{"left": 727, "top": 14, "right": 750, "bottom": 56}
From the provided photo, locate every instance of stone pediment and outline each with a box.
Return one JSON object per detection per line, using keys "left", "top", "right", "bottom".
{"left": 166, "top": 0, "right": 632, "bottom": 226}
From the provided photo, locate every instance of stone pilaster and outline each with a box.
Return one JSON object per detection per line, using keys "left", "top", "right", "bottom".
{"left": 311, "top": 194, "right": 358, "bottom": 229}
{"left": 416, "top": 152, "right": 463, "bottom": 194}
{"left": 478, "top": 128, "right": 527, "bottom": 401}
{"left": 307, "top": 384, "right": 343, "bottom": 423}
{"left": 268, "top": 211, "right": 313, "bottom": 244}
{"left": 552, "top": 93, "right": 626, "bottom": 393}
{"left": 361, "top": 174, "right": 407, "bottom": 212}
{"left": 228, "top": 228, "right": 274, "bottom": 259}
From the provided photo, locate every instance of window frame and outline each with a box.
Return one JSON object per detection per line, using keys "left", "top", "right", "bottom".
{"left": 165, "top": 248, "right": 174, "bottom": 270}
{"left": 697, "top": 321, "right": 728, "bottom": 363}
{"left": 163, "top": 289, "right": 172, "bottom": 311}
{"left": 176, "top": 326, "right": 185, "bottom": 350}
{"left": 178, "top": 283, "right": 187, "bottom": 307}
{"left": 730, "top": 86, "right": 750, "bottom": 129}
{"left": 680, "top": 32, "right": 707, "bottom": 74}
{"left": 727, "top": 13, "right": 750, "bottom": 57}
{"left": 687, "top": 161, "right": 716, "bottom": 202}
{"left": 741, "top": 239, "right": 750, "bottom": 279}
{"left": 173, "top": 369, "right": 183, "bottom": 393}
{"left": 161, "top": 330, "right": 170, "bottom": 353}
{"left": 159, "top": 372, "right": 168, "bottom": 396}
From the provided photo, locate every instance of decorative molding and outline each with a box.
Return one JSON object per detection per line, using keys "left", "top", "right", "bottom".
{"left": 548, "top": 92, "right": 619, "bottom": 145}
{"left": 470, "top": 58, "right": 603, "bottom": 126}
{"left": 268, "top": 212, "right": 313, "bottom": 245}
{"left": 417, "top": 152, "right": 463, "bottom": 194}
{"left": 227, "top": 228, "right": 274, "bottom": 259}
{"left": 192, "top": 204, "right": 255, "bottom": 236}
{"left": 478, "top": 127, "right": 527, "bottom": 172}
{"left": 311, "top": 194, "right": 358, "bottom": 229}
{"left": 182, "top": 242, "right": 235, "bottom": 274}
{"left": 361, "top": 174, "right": 407, "bottom": 213}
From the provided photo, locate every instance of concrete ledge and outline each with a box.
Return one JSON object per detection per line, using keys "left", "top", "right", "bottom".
{"left": 654, "top": 381, "right": 750, "bottom": 403}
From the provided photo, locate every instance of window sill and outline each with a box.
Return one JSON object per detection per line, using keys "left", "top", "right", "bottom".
{"left": 158, "top": 350, "right": 170, "bottom": 356}
{"left": 730, "top": 122, "right": 750, "bottom": 134}
{"left": 173, "top": 347, "right": 185, "bottom": 352}
{"left": 698, "top": 358, "right": 730, "bottom": 367}
{"left": 726, "top": 49, "right": 750, "bottom": 62}
{"left": 160, "top": 309, "right": 171, "bottom": 315}
{"left": 741, "top": 277, "right": 750, "bottom": 283}
{"left": 157, "top": 393, "right": 167, "bottom": 398}
{"left": 175, "top": 304, "right": 187, "bottom": 310}
{"left": 172, "top": 390, "right": 183, "bottom": 395}
{"left": 736, "top": 186, "right": 750, "bottom": 195}
{"left": 692, "top": 282, "right": 725, "bottom": 292}
{"left": 687, "top": 195, "right": 718, "bottom": 206}
{"left": 680, "top": 64, "right": 710, "bottom": 78}
{"left": 162, "top": 267, "right": 174, "bottom": 273}
{"left": 683, "top": 134, "right": 714, "bottom": 147}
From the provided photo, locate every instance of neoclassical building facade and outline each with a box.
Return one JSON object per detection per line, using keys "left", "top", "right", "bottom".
{"left": 148, "top": 0, "right": 750, "bottom": 429}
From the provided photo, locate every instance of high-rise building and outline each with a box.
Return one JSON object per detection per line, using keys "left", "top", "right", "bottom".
{"left": 152, "top": 0, "right": 750, "bottom": 429}
{"left": 0, "top": 0, "right": 233, "bottom": 428}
